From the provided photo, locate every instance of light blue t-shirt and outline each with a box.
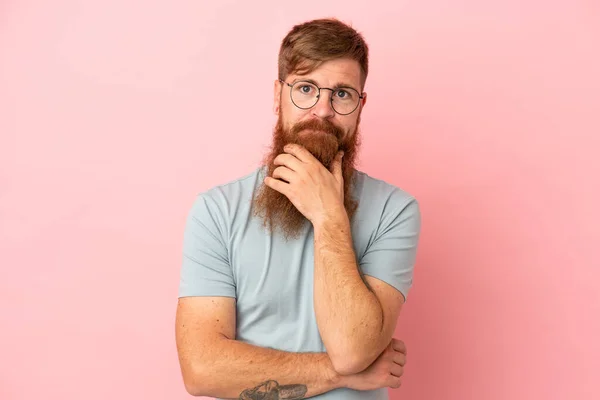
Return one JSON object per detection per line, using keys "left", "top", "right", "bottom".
{"left": 179, "top": 166, "right": 421, "bottom": 399}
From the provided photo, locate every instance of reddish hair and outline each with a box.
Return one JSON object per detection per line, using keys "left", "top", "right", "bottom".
{"left": 278, "top": 18, "right": 369, "bottom": 89}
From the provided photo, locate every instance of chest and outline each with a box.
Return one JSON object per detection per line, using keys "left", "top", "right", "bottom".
{"left": 230, "top": 222, "right": 315, "bottom": 304}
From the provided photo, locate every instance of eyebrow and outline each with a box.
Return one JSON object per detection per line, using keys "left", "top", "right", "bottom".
{"left": 292, "top": 78, "right": 360, "bottom": 93}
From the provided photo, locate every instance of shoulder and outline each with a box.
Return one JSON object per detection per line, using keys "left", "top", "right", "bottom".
{"left": 353, "top": 169, "right": 419, "bottom": 213}
{"left": 188, "top": 166, "right": 264, "bottom": 225}
{"left": 198, "top": 167, "right": 263, "bottom": 200}
{"left": 194, "top": 166, "right": 263, "bottom": 206}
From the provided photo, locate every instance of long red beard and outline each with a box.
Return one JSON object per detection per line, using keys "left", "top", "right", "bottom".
{"left": 252, "top": 114, "right": 361, "bottom": 241}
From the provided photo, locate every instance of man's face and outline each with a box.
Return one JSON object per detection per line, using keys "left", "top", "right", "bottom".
{"left": 253, "top": 58, "right": 368, "bottom": 240}
{"left": 274, "top": 57, "right": 367, "bottom": 155}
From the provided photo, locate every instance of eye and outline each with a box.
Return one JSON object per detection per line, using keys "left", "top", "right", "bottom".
{"left": 293, "top": 81, "right": 319, "bottom": 96}
{"left": 335, "top": 89, "right": 355, "bottom": 101}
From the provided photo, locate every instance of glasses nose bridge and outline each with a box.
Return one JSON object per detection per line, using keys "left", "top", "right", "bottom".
{"left": 316, "top": 86, "right": 335, "bottom": 102}
{"left": 314, "top": 87, "right": 337, "bottom": 113}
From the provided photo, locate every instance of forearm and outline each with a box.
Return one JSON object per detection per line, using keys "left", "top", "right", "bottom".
{"left": 313, "top": 214, "right": 386, "bottom": 373}
{"left": 186, "top": 337, "right": 345, "bottom": 398}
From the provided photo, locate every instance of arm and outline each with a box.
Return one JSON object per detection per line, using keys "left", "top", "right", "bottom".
{"left": 313, "top": 196, "right": 420, "bottom": 375}
{"left": 176, "top": 296, "right": 345, "bottom": 398}
{"left": 313, "top": 214, "right": 403, "bottom": 375}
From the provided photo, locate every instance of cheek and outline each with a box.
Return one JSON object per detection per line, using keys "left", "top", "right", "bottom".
{"left": 342, "top": 120, "right": 356, "bottom": 136}
{"left": 343, "top": 122, "right": 360, "bottom": 143}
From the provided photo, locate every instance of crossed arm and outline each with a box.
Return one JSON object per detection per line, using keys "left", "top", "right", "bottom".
{"left": 176, "top": 296, "right": 343, "bottom": 398}
{"left": 176, "top": 181, "right": 420, "bottom": 398}
{"left": 176, "top": 216, "right": 406, "bottom": 398}
{"left": 176, "top": 287, "right": 401, "bottom": 399}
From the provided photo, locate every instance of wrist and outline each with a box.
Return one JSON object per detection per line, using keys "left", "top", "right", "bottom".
{"left": 313, "top": 209, "right": 350, "bottom": 235}
{"left": 332, "top": 372, "right": 357, "bottom": 390}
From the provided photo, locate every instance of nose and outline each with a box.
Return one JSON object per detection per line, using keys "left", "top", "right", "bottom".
{"left": 311, "top": 89, "right": 335, "bottom": 119}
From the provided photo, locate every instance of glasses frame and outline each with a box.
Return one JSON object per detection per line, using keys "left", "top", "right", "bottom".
{"left": 278, "top": 78, "right": 364, "bottom": 116}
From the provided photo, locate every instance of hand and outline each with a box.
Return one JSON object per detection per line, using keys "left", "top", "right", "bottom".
{"left": 343, "top": 338, "right": 407, "bottom": 391}
{"left": 264, "top": 144, "right": 345, "bottom": 225}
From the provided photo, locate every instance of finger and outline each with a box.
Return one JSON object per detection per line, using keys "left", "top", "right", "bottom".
{"left": 272, "top": 166, "right": 295, "bottom": 183}
{"left": 387, "top": 376, "right": 402, "bottom": 389}
{"left": 283, "top": 143, "right": 317, "bottom": 163}
{"left": 392, "top": 339, "right": 407, "bottom": 354}
{"left": 393, "top": 352, "right": 406, "bottom": 367}
{"left": 274, "top": 153, "right": 304, "bottom": 172}
{"left": 390, "top": 363, "right": 404, "bottom": 377}
{"left": 329, "top": 151, "right": 344, "bottom": 178}
{"left": 264, "top": 176, "right": 290, "bottom": 197}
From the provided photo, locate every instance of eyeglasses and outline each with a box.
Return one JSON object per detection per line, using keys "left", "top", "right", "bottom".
{"left": 279, "top": 79, "right": 364, "bottom": 116}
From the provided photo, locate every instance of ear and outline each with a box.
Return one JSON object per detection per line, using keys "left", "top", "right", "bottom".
{"left": 273, "top": 79, "right": 282, "bottom": 115}
{"left": 360, "top": 91, "right": 367, "bottom": 108}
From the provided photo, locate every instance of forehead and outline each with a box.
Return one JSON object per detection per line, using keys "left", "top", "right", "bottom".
{"left": 288, "top": 58, "right": 362, "bottom": 89}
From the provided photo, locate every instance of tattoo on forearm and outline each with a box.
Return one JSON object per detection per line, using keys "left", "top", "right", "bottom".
{"left": 239, "top": 380, "right": 307, "bottom": 399}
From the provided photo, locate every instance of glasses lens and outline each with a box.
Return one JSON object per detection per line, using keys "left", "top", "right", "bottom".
{"left": 290, "top": 81, "right": 361, "bottom": 114}
{"left": 291, "top": 81, "right": 319, "bottom": 109}
{"left": 331, "top": 88, "right": 360, "bottom": 115}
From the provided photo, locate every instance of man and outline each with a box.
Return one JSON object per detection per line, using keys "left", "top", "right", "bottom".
{"left": 176, "top": 17, "right": 421, "bottom": 399}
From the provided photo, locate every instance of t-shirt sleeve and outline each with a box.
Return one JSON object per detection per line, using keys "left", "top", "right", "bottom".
{"left": 358, "top": 194, "right": 421, "bottom": 302}
{"left": 178, "top": 193, "right": 236, "bottom": 298}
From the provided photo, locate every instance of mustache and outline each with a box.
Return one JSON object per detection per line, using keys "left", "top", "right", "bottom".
{"left": 289, "top": 119, "right": 343, "bottom": 140}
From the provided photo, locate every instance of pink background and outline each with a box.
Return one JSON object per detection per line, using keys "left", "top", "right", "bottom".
{"left": 1, "top": 1, "right": 598, "bottom": 399}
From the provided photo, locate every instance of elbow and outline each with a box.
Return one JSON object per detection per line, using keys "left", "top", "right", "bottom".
{"left": 183, "top": 382, "right": 203, "bottom": 397}
{"left": 183, "top": 378, "right": 204, "bottom": 397}
{"left": 181, "top": 364, "right": 211, "bottom": 397}
{"left": 331, "top": 358, "right": 365, "bottom": 376}
{"left": 330, "top": 350, "right": 376, "bottom": 376}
